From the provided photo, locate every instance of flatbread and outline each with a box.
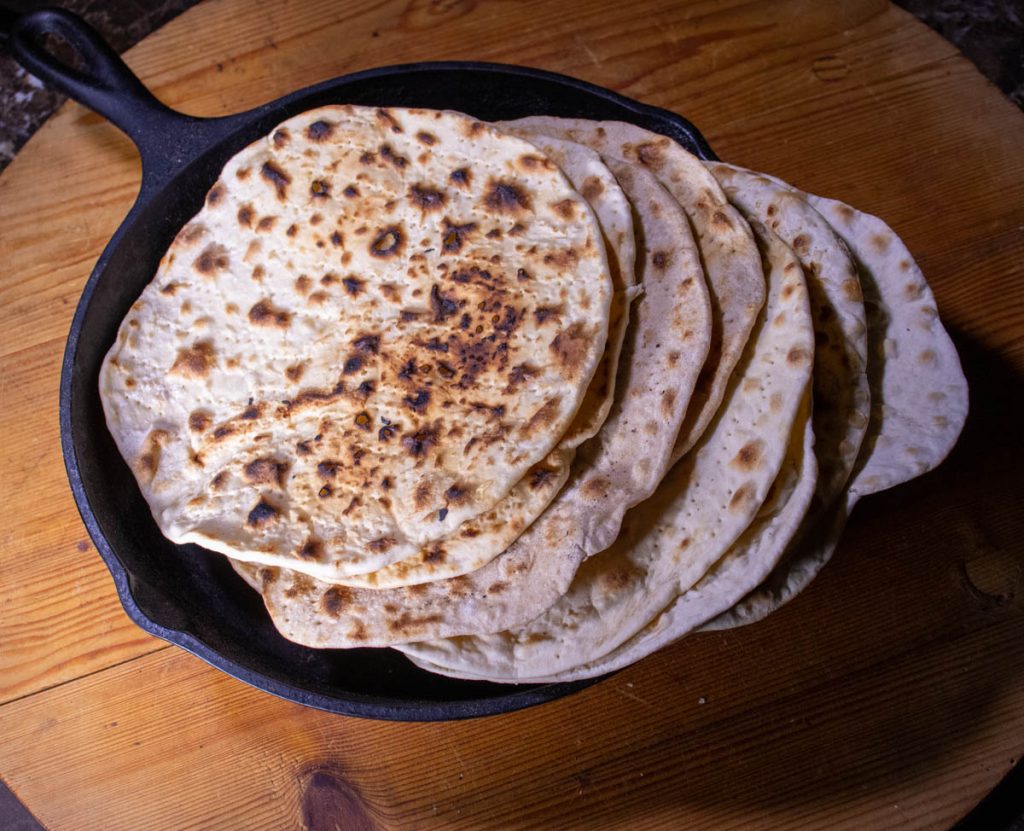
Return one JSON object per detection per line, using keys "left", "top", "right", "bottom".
{"left": 231, "top": 160, "right": 711, "bottom": 647}
{"left": 337, "top": 139, "right": 637, "bottom": 589}
{"left": 100, "top": 105, "right": 613, "bottom": 583}
{"left": 423, "top": 394, "right": 816, "bottom": 683}
{"left": 703, "top": 194, "right": 968, "bottom": 628}
{"left": 499, "top": 117, "right": 766, "bottom": 460}
{"left": 707, "top": 163, "right": 869, "bottom": 507}
{"left": 400, "top": 218, "right": 811, "bottom": 680}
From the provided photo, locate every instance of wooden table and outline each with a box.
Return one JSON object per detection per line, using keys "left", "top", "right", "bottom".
{"left": 2, "top": 0, "right": 1022, "bottom": 827}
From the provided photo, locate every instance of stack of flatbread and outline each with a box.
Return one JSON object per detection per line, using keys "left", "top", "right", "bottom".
{"left": 100, "top": 105, "right": 968, "bottom": 684}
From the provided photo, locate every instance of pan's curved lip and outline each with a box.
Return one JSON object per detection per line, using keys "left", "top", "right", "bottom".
{"left": 58, "top": 60, "right": 708, "bottom": 720}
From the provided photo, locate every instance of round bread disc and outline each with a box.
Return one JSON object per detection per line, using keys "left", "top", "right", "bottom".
{"left": 100, "top": 105, "right": 613, "bottom": 582}
{"left": 231, "top": 161, "right": 710, "bottom": 648}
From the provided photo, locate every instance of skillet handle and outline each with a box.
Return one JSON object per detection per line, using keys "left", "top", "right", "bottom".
{"left": 6, "top": 6, "right": 217, "bottom": 185}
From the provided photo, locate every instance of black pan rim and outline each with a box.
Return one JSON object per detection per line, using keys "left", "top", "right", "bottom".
{"left": 57, "top": 58, "right": 712, "bottom": 721}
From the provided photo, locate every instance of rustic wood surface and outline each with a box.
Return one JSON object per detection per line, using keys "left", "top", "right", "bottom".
{"left": 1, "top": 0, "right": 1022, "bottom": 828}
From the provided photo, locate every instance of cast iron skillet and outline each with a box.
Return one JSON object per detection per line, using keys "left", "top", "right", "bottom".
{"left": 6, "top": 7, "right": 716, "bottom": 720}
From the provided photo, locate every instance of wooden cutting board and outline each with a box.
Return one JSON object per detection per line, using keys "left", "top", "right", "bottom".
{"left": 1, "top": 0, "right": 1022, "bottom": 828}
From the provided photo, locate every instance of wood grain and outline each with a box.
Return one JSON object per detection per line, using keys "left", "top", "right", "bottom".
{"left": 0, "top": 0, "right": 1022, "bottom": 827}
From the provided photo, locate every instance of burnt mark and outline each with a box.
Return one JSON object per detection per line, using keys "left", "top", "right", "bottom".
{"left": 376, "top": 108, "right": 404, "bottom": 133}
{"left": 353, "top": 334, "right": 380, "bottom": 354}
{"left": 260, "top": 161, "right": 291, "bottom": 199}
{"left": 379, "top": 144, "right": 408, "bottom": 169}
{"left": 343, "top": 355, "right": 364, "bottom": 375}
{"left": 354, "top": 411, "right": 372, "bottom": 431}
{"left": 450, "top": 168, "right": 471, "bottom": 188}
{"left": 445, "top": 484, "right": 468, "bottom": 504}
{"left": 257, "top": 216, "right": 277, "bottom": 233}
{"left": 272, "top": 128, "right": 290, "bottom": 147}
{"left": 244, "top": 458, "right": 287, "bottom": 487}
{"left": 193, "top": 244, "right": 229, "bottom": 276}
{"left": 299, "top": 538, "right": 324, "bottom": 561}
{"left": 237, "top": 205, "right": 254, "bottom": 227}
{"left": 320, "top": 586, "right": 351, "bottom": 617}
{"left": 170, "top": 341, "right": 215, "bottom": 378}
{"left": 306, "top": 120, "right": 335, "bottom": 141}
{"left": 402, "top": 428, "right": 437, "bottom": 457}
{"left": 188, "top": 411, "right": 211, "bottom": 432}
{"left": 430, "top": 284, "right": 459, "bottom": 322}
{"left": 484, "top": 180, "right": 531, "bottom": 213}
{"left": 550, "top": 198, "right": 576, "bottom": 220}
{"left": 409, "top": 184, "right": 446, "bottom": 211}
{"left": 441, "top": 220, "right": 476, "bottom": 254}
{"left": 403, "top": 389, "right": 431, "bottom": 413}
{"left": 516, "top": 268, "right": 531, "bottom": 282}
{"left": 378, "top": 423, "right": 397, "bottom": 442}
{"left": 416, "top": 130, "right": 436, "bottom": 146}
{"left": 370, "top": 226, "right": 403, "bottom": 258}
{"left": 534, "top": 305, "right": 561, "bottom": 325}
{"left": 343, "top": 185, "right": 360, "bottom": 198}
{"left": 342, "top": 275, "right": 364, "bottom": 295}
{"left": 368, "top": 536, "right": 396, "bottom": 553}
{"left": 652, "top": 250, "right": 670, "bottom": 270}
{"left": 398, "top": 358, "right": 418, "bottom": 380}
{"left": 206, "top": 182, "right": 225, "bottom": 206}
{"left": 549, "top": 322, "right": 590, "bottom": 374}
{"left": 530, "top": 466, "right": 556, "bottom": 489}
{"left": 247, "top": 499, "right": 279, "bottom": 528}
{"left": 285, "top": 363, "right": 306, "bottom": 383}
{"left": 248, "top": 299, "right": 292, "bottom": 328}
{"left": 317, "top": 461, "right": 341, "bottom": 480}
{"left": 310, "top": 179, "right": 331, "bottom": 199}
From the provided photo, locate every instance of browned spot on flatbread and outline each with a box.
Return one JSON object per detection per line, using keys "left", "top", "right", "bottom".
{"left": 298, "top": 538, "right": 323, "bottom": 560}
{"left": 871, "top": 233, "right": 891, "bottom": 252}
{"left": 661, "top": 389, "right": 676, "bottom": 418}
{"left": 409, "top": 184, "right": 446, "bottom": 211}
{"left": 549, "top": 199, "right": 576, "bottom": 220}
{"left": 376, "top": 108, "right": 404, "bottom": 133}
{"left": 247, "top": 498, "right": 279, "bottom": 528}
{"left": 430, "top": 284, "right": 458, "bottom": 322}
{"left": 424, "top": 544, "right": 446, "bottom": 564}
{"left": 904, "top": 282, "right": 924, "bottom": 301}
{"left": 918, "top": 349, "right": 937, "bottom": 364}
{"left": 843, "top": 277, "right": 863, "bottom": 302}
{"left": 170, "top": 341, "right": 215, "bottom": 378}
{"left": 416, "top": 130, "right": 436, "bottom": 145}
{"left": 652, "top": 251, "right": 670, "bottom": 270}
{"left": 206, "top": 183, "right": 225, "bottom": 206}
{"left": 484, "top": 180, "right": 531, "bottom": 213}
{"left": 533, "top": 305, "right": 562, "bottom": 325}
{"left": 442, "top": 220, "right": 476, "bottom": 253}
{"left": 524, "top": 398, "right": 561, "bottom": 434}
{"left": 285, "top": 363, "right": 306, "bottom": 383}
{"left": 711, "top": 210, "right": 732, "bottom": 228}
{"left": 549, "top": 322, "right": 589, "bottom": 375}
{"left": 294, "top": 275, "right": 312, "bottom": 295}
{"left": 634, "top": 141, "right": 665, "bottom": 169}
{"left": 237, "top": 205, "right": 253, "bottom": 227}
{"left": 787, "top": 346, "right": 811, "bottom": 366}
{"left": 306, "top": 120, "right": 334, "bottom": 141}
{"left": 583, "top": 476, "right": 611, "bottom": 499}
{"left": 731, "top": 439, "right": 766, "bottom": 471}
{"left": 188, "top": 411, "right": 211, "bottom": 432}
{"left": 402, "top": 428, "right": 437, "bottom": 457}
{"left": 600, "top": 565, "right": 637, "bottom": 595}
{"left": 260, "top": 161, "right": 291, "bottom": 199}
{"left": 580, "top": 176, "right": 604, "bottom": 202}
{"left": 248, "top": 299, "right": 291, "bottom": 328}
{"left": 450, "top": 168, "right": 471, "bottom": 188}
{"left": 379, "top": 144, "right": 408, "bottom": 168}
{"left": 367, "top": 536, "right": 396, "bottom": 553}
{"left": 244, "top": 458, "right": 287, "bottom": 487}
{"left": 256, "top": 216, "right": 277, "bottom": 233}
{"left": 193, "top": 244, "right": 229, "bottom": 276}
{"left": 729, "top": 482, "right": 757, "bottom": 512}
{"left": 369, "top": 226, "right": 403, "bottom": 258}
{"left": 792, "top": 234, "right": 809, "bottom": 254}
{"left": 310, "top": 179, "right": 331, "bottom": 199}
{"left": 321, "top": 586, "right": 352, "bottom": 617}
